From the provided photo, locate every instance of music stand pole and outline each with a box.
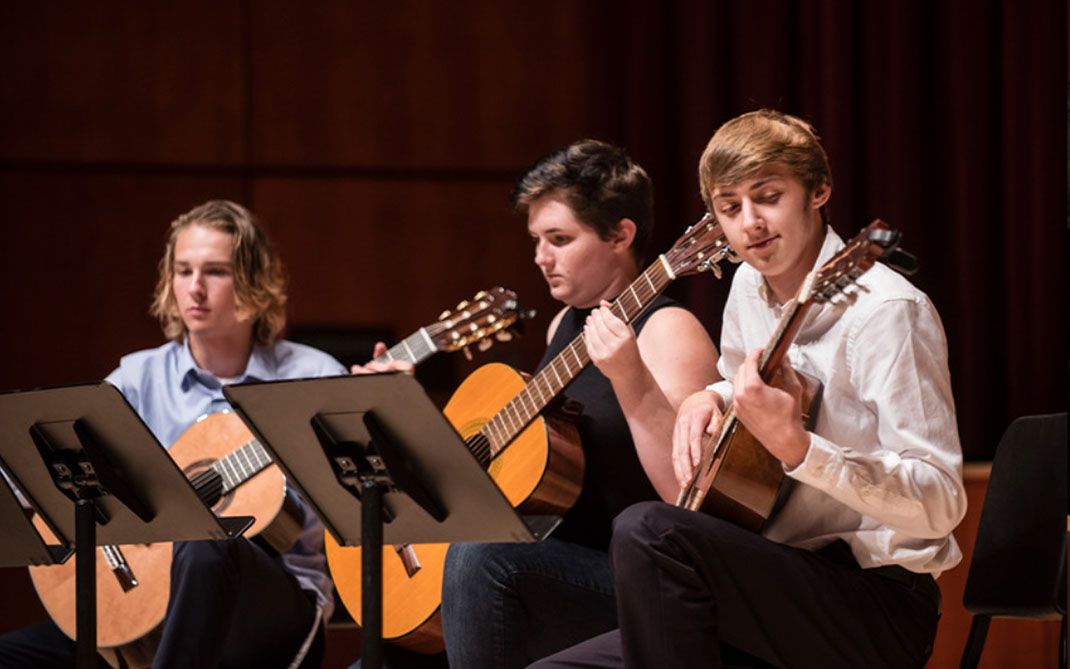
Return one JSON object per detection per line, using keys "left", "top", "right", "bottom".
{"left": 75, "top": 498, "right": 96, "bottom": 669}
{"left": 361, "top": 479, "right": 384, "bottom": 669}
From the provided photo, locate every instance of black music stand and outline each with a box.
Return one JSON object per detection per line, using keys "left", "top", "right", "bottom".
{"left": 224, "top": 373, "right": 557, "bottom": 669}
{"left": 0, "top": 469, "right": 72, "bottom": 567}
{"left": 0, "top": 382, "right": 254, "bottom": 669}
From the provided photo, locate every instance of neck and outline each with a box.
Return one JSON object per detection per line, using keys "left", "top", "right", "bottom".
{"left": 187, "top": 328, "right": 255, "bottom": 378}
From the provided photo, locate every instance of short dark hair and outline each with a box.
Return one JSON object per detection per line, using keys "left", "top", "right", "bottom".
{"left": 511, "top": 139, "right": 654, "bottom": 263}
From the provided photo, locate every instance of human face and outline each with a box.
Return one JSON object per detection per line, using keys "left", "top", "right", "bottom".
{"left": 709, "top": 164, "right": 830, "bottom": 302}
{"left": 171, "top": 224, "right": 250, "bottom": 341}
{"left": 528, "top": 197, "right": 633, "bottom": 308}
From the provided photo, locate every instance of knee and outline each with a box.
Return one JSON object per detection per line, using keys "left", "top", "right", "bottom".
{"left": 171, "top": 539, "right": 243, "bottom": 579}
{"left": 442, "top": 543, "right": 518, "bottom": 601}
{"left": 610, "top": 501, "right": 678, "bottom": 557}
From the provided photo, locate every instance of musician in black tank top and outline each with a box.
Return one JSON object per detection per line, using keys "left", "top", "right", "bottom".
{"left": 440, "top": 141, "right": 720, "bottom": 669}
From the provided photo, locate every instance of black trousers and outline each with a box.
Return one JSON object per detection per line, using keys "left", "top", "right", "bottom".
{"left": 531, "top": 502, "right": 941, "bottom": 669}
{"left": 0, "top": 538, "right": 323, "bottom": 669}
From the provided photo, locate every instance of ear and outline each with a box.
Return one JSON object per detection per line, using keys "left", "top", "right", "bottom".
{"left": 611, "top": 218, "right": 637, "bottom": 253}
{"left": 810, "top": 181, "right": 832, "bottom": 210}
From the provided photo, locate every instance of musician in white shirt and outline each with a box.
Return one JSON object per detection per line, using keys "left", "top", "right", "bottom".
{"left": 531, "top": 109, "right": 966, "bottom": 669}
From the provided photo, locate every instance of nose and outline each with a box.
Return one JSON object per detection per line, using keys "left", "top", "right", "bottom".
{"left": 740, "top": 198, "right": 764, "bottom": 234}
{"left": 187, "top": 270, "right": 207, "bottom": 300}
{"left": 534, "top": 239, "right": 553, "bottom": 269}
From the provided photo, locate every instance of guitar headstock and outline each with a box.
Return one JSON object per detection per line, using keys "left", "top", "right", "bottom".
{"left": 427, "top": 287, "right": 531, "bottom": 355}
{"left": 661, "top": 213, "right": 739, "bottom": 279}
{"left": 799, "top": 219, "right": 910, "bottom": 305}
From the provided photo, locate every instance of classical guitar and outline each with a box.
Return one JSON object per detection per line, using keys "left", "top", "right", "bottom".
{"left": 28, "top": 287, "right": 527, "bottom": 668}
{"left": 676, "top": 220, "right": 910, "bottom": 531}
{"left": 327, "top": 213, "right": 737, "bottom": 653}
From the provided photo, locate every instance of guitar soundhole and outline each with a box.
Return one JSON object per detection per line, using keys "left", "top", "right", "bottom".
{"left": 183, "top": 459, "right": 233, "bottom": 514}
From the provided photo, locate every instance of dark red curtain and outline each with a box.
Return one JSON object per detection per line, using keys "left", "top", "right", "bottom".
{"left": 0, "top": 0, "right": 1064, "bottom": 462}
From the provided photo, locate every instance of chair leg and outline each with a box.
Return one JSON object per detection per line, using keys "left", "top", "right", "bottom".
{"left": 960, "top": 615, "right": 990, "bottom": 669}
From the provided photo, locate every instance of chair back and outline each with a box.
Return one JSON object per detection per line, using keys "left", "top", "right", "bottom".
{"left": 962, "top": 413, "right": 1067, "bottom": 618}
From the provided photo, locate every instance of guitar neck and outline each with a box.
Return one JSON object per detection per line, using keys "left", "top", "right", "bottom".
{"left": 756, "top": 295, "right": 813, "bottom": 383}
{"left": 211, "top": 438, "right": 273, "bottom": 495}
{"left": 373, "top": 327, "right": 439, "bottom": 366}
{"left": 480, "top": 259, "right": 676, "bottom": 456}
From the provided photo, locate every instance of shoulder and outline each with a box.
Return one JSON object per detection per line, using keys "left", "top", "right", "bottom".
{"left": 111, "top": 341, "right": 181, "bottom": 380}
{"left": 269, "top": 340, "right": 347, "bottom": 378}
{"left": 844, "top": 265, "right": 946, "bottom": 351}
{"left": 638, "top": 305, "right": 707, "bottom": 339}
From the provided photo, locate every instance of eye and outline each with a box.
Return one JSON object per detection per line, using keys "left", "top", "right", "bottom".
{"left": 759, "top": 191, "right": 782, "bottom": 204}
{"left": 719, "top": 203, "right": 740, "bottom": 216}
{"left": 174, "top": 267, "right": 191, "bottom": 277}
{"left": 550, "top": 235, "right": 572, "bottom": 246}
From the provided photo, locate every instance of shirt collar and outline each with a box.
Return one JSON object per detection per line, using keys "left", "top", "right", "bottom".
{"left": 177, "top": 338, "right": 276, "bottom": 390}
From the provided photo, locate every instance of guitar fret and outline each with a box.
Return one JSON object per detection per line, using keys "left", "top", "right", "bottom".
{"left": 643, "top": 270, "right": 657, "bottom": 296}
{"left": 401, "top": 339, "right": 416, "bottom": 364}
{"left": 418, "top": 327, "right": 436, "bottom": 356}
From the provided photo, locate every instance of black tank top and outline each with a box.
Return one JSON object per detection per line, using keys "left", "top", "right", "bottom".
{"left": 535, "top": 294, "right": 678, "bottom": 551}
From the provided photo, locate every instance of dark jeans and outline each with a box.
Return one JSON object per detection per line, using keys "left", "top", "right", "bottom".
{"left": 531, "top": 502, "right": 941, "bottom": 669}
{"left": 0, "top": 538, "right": 323, "bottom": 669}
{"left": 440, "top": 538, "right": 619, "bottom": 669}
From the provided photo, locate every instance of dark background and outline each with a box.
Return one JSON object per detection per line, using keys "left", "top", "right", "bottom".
{"left": 0, "top": 1, "right": 1065, "bottom": 665}
{"left": 1, "top": 0, "right": 1064, "bottom": 462}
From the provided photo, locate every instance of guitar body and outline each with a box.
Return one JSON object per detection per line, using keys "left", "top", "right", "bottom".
{"left": 327, "top": 362, "right": 584, "bottom": 653}
{"left": 28, "top": 412, "right": 300, "bottom": 662}
{"left": 691, "top": 369, "right": 822, "bottom": 532}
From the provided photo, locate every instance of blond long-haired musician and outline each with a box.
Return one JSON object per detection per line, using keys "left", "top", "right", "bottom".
{"left": 0, "top": 200, "right": 345, "bottom": 668}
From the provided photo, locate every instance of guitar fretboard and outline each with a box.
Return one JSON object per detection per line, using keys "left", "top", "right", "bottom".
{"left": 474, "top": 259, "right": 675, "bottom": 461}
{"left": 213, "top": 439, "right": 273, "bottom": 494}
{"left": 374, "top": 327, "right": 439, "bottom": 366}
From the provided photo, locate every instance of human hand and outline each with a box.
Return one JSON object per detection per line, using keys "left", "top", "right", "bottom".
{"left": 350, "top": 342, "right": 415, "bottom": 375}
{"left": 732, "top": 348, "right": 809, "bottom": 467}
{"left": 584, "top": 301, "right": 642, "bottom": 383}
{"left": 671, "top": 390, "right": 723, "bottom": 488}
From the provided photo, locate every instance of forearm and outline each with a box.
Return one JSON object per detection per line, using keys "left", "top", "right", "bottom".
{"left": 610, "top": 368, "right": 684, "bottom": 502}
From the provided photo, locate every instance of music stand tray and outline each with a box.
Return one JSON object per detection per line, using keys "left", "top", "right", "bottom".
{"left": 0, "top": 382, "right": 254, "bottom": 668}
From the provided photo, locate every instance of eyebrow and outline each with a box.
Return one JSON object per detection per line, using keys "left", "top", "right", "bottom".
{"left": 713, "top": 175, "right": 784, "bottom": 199}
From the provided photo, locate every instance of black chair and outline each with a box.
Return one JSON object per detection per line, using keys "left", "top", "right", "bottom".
{"left": 960, "top": 413, "right": 1067, "bottom": 669}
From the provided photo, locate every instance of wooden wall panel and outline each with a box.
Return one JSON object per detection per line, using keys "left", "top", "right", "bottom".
{"left": 0, "top": 173, "right": 246, "bottom": 390}
{"left": 248, "top": 0, "right": 618, "bottom": 169}
{"left": 0, "top": 2, "right": 245, "bottom": 164}
{"left": 250, "top": 177, "right": 561, "bottom": 373}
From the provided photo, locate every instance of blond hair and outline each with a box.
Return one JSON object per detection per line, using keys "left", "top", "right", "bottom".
{"left": 699, "top": 109, "right": 832, "bottom": 222}
{"left": 150, "top": 200, "right": 287, "bottom": 345}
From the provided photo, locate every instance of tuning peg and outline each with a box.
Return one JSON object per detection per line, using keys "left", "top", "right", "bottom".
{"left": 495, "top": 330, "right": 513, "bottom": 342}
{"left": 456, "top": 300, "right": 470, "bottom": 311}
{"left": 462, "top": 346, "right": 473, "bottom": 361}
{"left": 474, "top": 290, "right": 487, "bottom": 300}
{"left": 478, "top": 338, "right": 493, "bottom": 352}
{"left": 439, "top": 310, "right": 451, "bottom": 320}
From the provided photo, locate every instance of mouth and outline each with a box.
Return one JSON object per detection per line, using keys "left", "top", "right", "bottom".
{"left": 747, "top": 235, "right": 779, "bottom": 251}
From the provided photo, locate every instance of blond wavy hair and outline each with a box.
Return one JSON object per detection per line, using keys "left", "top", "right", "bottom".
{"left": 150, "top": 200, "right": 287, "bottom": 345}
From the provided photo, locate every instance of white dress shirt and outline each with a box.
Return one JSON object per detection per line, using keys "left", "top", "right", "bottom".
{"left": 708, "top": 227, "right": 966, "bottom": 576}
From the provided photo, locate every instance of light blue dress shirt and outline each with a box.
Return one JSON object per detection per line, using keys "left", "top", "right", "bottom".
{"left": 105, "top": 338, "right": 346, "bottom": 619}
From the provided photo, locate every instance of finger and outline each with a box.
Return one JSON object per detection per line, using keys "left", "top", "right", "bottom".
{"left": 372, "top": 341, "right": 388, "bottom": 358}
